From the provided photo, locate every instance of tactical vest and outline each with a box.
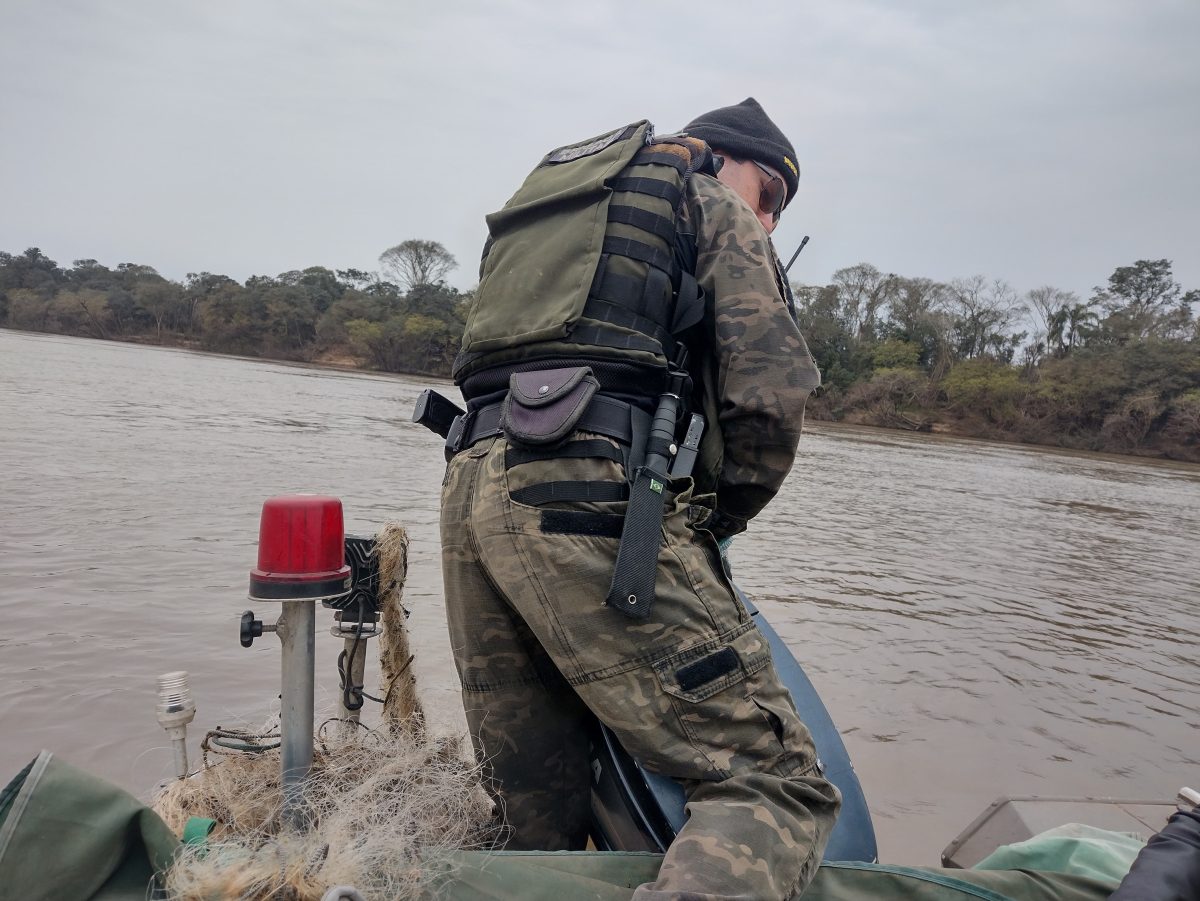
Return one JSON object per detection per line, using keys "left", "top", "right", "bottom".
{"left": 453, "top": 121, "right": 715, "bottom": 407}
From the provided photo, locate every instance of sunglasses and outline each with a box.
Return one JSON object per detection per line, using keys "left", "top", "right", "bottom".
{"left": 751, "top": 160, "right": 787, "bottom": 223}
{"left": 715, "top": 155, "right": 787, "bottom": 223}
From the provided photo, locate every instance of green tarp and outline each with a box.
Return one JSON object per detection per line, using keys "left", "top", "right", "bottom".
{"left": 0, "top": 751, "right": 178, "bottom": 901}
{"left": 439, "top": 852, "right": 1122, "bottom": 901}
{"left": 976, "top": 823, "right": 1147, "bottom": 886}
{"left": 0, "top": 752, "right": 1134, "bottom": 900}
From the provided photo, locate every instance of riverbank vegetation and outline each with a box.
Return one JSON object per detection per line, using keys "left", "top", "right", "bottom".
{"left": 2, "top": 245, "right": 1197, "bottom": 462}
{"left": 0, "top": 241, "right": 467, "bottom": 376}
{"left": 795, "top": 259, "right": 1199, "bottom": 461}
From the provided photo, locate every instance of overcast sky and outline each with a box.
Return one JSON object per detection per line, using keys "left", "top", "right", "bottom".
{"left": 2, "top": 0, "right": 1197, "bottom": 302}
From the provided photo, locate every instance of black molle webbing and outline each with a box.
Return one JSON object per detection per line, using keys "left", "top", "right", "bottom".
{"left": 609, "top": 177, "right": 682, "bottom": 208}
{"left": 607, "top": 205, "right": 676, "bottom": 245}
{"left": 510, "top": 481, "right": 628, "bottom": 507}
{"left": 602, "top": 237, "right": 673, "bottom": 275}
{"left": 541, "top": 509, "right": 625, "bottom": 538}
{"left": 505, "top": 439, "right": 622, "bottom": 469}
{"left": 570, "top": 323, "right": 663, "bottom": 356}
{"left": 589, "top": 267, "right": 644, "bottom": 308}
{"left": 642, "top": 267, "right": 674, "bottom": 318}
{"left": 589, "top": 264, "right": 672, "bottom": 325}
{"left": 676, "top": 647, "right": 740, "bottom": 692}
{"left": 583, "top": 298, "right": 672, "bottom": 350}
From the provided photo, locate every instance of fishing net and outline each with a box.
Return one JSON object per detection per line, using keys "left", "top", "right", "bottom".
{"left": 152, "top": 522, "right": 500, "bottom": 900}
{"left": 375, "top": 522, "right": 425, "bottom": 732}
{"left": 154, "top": 727, "right": 496, "bottom": 900}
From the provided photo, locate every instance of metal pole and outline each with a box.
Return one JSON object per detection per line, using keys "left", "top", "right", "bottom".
{"left": 340, "top": 634, "right": 368, "bottom": 725}
{"left": 278, "top": 600, "right": 315, "bottom": 828}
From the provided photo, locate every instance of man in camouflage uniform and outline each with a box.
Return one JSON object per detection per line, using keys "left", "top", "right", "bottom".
{"left": 441, "top": 98, "right": 840, "bottom": 899}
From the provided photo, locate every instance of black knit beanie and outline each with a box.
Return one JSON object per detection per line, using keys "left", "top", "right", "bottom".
{"left": 683, "top": 97, "right": 799, "bottom": 209}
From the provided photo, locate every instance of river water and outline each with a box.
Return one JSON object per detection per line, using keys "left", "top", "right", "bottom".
{"left": 2, "top": 329, "right": 1196, "bottom": 863}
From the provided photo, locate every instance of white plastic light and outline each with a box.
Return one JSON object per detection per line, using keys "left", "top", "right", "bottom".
{"left": 156, "top": 671, "right": 197, "bottom": 779}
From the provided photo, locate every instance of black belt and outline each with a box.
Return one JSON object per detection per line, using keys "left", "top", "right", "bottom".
{"left": 446, "top": 395, "right": 649, "bottom": 457}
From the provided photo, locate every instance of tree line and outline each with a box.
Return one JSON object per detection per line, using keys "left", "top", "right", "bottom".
{"left": 1, "top": 243, "right": 1197, "bottom": 461}
{"left": 0, "top": 240, "right": 467, "bottom": 376}
{"left": 794, "top": 259, "right": 1199, "bottom": 461}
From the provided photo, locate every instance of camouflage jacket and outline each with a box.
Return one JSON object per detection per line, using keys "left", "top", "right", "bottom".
{"left": 681, "top": 174, "right": 821, "bottom": 539}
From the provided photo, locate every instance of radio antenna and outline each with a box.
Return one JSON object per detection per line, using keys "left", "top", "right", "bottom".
{"left": 784, "top": 235, "right": 810, "bottom": 274}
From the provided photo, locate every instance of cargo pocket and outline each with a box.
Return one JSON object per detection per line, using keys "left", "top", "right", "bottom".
{"left": 652, "top": 623, "right": 784, "bottom": 779}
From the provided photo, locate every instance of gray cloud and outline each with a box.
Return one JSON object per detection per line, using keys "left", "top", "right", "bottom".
{"left": 2, "top": 0, "right": 1197, "bottom": 301}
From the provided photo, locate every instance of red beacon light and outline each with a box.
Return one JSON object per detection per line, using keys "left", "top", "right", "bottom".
{"left": 249, "top": 495, "right": 351, "bottom": 602}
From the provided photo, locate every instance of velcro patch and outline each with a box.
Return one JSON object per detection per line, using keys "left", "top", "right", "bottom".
{"left": 676, "top": 646, "right": 739, "bottom": 692}
{"left": 541, "top": 509, "right": 623, "bottom": 538}
{"left": 546, "top": 125, "right": 637, "bottom": 164}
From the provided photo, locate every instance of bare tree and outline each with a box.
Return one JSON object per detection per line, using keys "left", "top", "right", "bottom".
{"left": 887, "top": 277, "right": 949, "bottom": 334}
{"left": 945, "top": 276, "right": 1026, "bottom": 361}
{"left": 378, "top": 240, "right": 457, "bottom": 293}
{"left": 1025, "top": 286, "right": 1078, "bottom": 340}
{"left": 830, "top": 263, "right": 899, "bottom": 341}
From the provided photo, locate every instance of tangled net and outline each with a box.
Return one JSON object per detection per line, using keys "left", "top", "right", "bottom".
{"left": 375, "top": 523, "right": 424, "bottom": 730}
{"left": 154, "top": 725, "right": 496, "bottom": 900}
{"left": 152, "top": 523, "right": 500, "bottom": 900}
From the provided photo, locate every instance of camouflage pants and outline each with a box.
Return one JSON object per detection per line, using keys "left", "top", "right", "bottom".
{"left": 441, "top": 432, "right": 841, "bottom": 900}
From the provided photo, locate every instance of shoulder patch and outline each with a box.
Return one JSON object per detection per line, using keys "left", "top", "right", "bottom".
{"left": 545, "top": 124, "right": 641, "bottom": 164}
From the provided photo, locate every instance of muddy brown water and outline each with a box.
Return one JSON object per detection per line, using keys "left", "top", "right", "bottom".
{"left": 2, "top": 329, "right": 1197, "bottom": 864}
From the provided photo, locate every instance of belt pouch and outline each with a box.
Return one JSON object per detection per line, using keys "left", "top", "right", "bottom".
{"left": 501, "top": 366, "right": 599, "bottom": 446}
